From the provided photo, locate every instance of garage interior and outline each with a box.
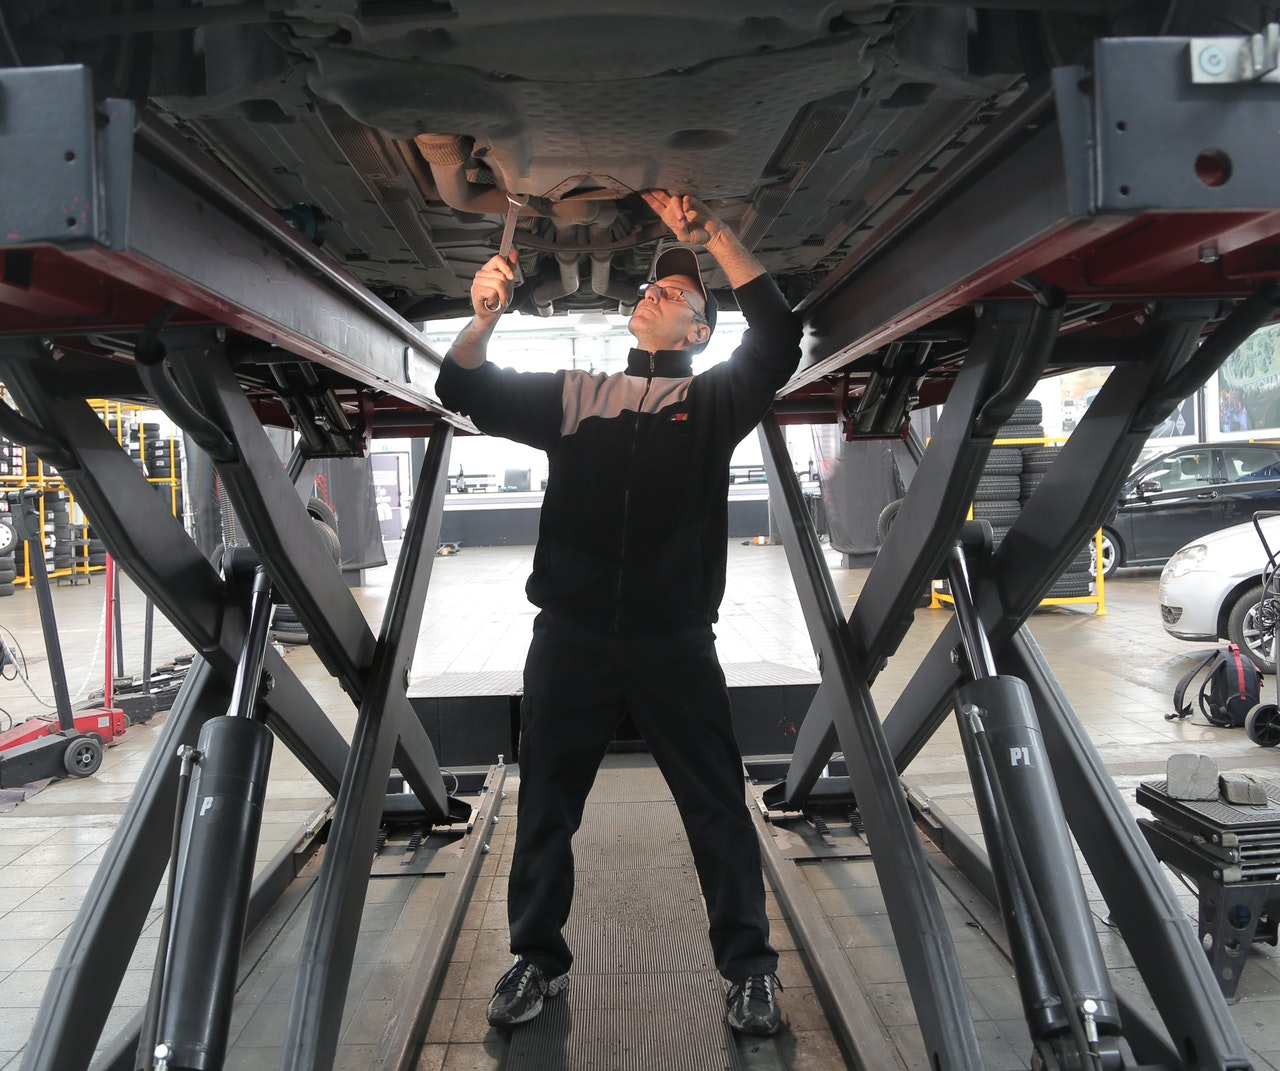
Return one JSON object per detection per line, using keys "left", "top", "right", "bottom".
{"left": 3, "top": 6, "right": 1280, "bottom": 1071}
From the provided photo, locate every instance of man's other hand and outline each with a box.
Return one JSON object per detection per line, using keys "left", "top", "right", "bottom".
{"left": 641, "top": 190, "right": 723, "bottom": 247}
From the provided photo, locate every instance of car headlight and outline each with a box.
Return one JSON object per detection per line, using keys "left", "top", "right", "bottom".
{"left": 1163, "top": 544, "right": 1209, "bottom": 579}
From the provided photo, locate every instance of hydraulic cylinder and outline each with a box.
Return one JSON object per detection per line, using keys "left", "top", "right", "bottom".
{"left": 153, "top": 715, "right": 273, "bottom": 1070}
{"left": 955, "top": 674, "right": 1119, "bottom": 1042}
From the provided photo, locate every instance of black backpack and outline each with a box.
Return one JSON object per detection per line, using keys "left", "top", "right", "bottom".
{"left": 1170, "top": 643, "right": 1261, "bottom": 727}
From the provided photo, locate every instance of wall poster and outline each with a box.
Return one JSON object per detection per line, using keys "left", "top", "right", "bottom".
{"left": 1218, "top": 323, "right": 1280, "bottom": 435}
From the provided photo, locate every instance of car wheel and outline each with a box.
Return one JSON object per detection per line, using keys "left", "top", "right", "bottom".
{"left": 1089, "top": 530, "right": 1120, "bottom": 579}
{"left": 1227, "top": 584, "right": 1277, "bottom": 674}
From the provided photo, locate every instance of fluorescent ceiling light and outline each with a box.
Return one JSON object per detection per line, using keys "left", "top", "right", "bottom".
{"left": 576, "top": 311, "right": 613, "bottom": 334}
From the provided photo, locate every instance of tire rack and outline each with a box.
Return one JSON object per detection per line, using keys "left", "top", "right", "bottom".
{"left": 1, "top": 377, "right": 82, "bottom": 588}
{"left": 1, "top": 30, "right": 1280, "bottom": 1071}
{"left": 98, "top": 399, "right": 187, "bottom": 551}
{"left": 0, "top": 400, "right": 185, "bottom": 593}
{"left": 0, "top": 450, "right": 87, "bottom": 589}
{"left": 929, "top": 425, "right": 1110, "bottom": 616}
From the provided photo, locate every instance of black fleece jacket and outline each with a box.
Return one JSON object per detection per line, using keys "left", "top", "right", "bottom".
{"left": 436, "top": 274, "right": 802, "bottom": 636}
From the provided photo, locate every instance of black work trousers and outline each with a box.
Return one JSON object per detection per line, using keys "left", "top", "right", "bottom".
{"left": 508, "top": 610, "right": 777, "bottom": 983}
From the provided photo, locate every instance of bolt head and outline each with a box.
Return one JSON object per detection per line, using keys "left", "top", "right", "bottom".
{"left": 1198, "top": 44, "right": 1228, "bottom": 75}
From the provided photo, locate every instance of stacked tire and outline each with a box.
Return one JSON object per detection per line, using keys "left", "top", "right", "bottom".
{"left": 0, "top": 436, "right": 18, "bottom": 478}
{"left": 1019, "top": 444, "right": 1056, "bottom": 503}
{"left": 44, "top": 490, "right": 73, "bottom": 576}
{"left": 155, "top": 438, "right": 182, "bottom": 477}
{"left": 0, "top": 506, "right": 15, "bottom": 598}
{"left": 145, "top": 430, "right": 185, "bottom": 523}
{"left": 126, "top": 423, "right": 145, "bottom": 473}
{"left": 874, "top": 432, "right": 1024, "bottom": 597}
{"left": 0, "top": 438, "right": 16, "bottom": 596}
{"left": 1006, "top": 401, "right": 1091, "bottom": 599}
{"left": 973, "top": 447, "right": 1023, "bottom": 551}
{"left": 86, "top": 529, "right": 108, "bottom": 569}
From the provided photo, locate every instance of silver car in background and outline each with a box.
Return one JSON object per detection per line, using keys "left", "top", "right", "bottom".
{"left": 1159, "top": 515, "right": 1280, "bottom": 673}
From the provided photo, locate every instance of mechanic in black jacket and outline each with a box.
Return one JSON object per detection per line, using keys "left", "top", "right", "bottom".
{"left": 436, "top": 189, "right": 802, "bottom": 1037}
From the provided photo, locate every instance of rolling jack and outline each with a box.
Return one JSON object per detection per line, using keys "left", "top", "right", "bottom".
{"left": 0, "top": 490, "right": 125, "bottom": 787}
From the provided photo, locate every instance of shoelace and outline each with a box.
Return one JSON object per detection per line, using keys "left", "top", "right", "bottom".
{"left": 495, "top": 961, "right": 539, "bottom": 997}
{"left": 736, "top": 973, "right": 781, "bottom": 1010}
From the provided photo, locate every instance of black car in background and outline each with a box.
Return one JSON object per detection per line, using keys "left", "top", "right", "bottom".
{"left": 1096, "top": 441, "right": 1280, "bottom": 577}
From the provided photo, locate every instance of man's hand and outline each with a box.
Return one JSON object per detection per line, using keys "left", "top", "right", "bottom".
{"left": 642, "top": 189, "right": 763, "bottom": 290}
{"left": 448, "top": 248, "right": 519, "bottom": 370}
{"left": 472, "top": 249, "right": 520, "bottom": 317}
{"left": 641, "top": 190, "right": 724, "bottom": 247}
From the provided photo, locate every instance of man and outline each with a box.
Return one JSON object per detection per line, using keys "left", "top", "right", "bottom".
{"left": 435, "top": 189, "right": 802, "bottom": 1037}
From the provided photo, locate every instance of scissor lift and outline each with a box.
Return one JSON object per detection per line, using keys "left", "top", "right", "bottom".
{"left": 1, "top": 23, "right": 1279, "bottom": 1071}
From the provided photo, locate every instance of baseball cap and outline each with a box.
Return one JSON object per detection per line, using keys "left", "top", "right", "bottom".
{"left": 653, "top": 245, "right": 717, "bottom": 334}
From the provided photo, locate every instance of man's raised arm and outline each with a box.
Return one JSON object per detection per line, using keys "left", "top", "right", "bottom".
{"left": 640, "top": 190, "right": 763, "bottom": 290}
{"left": 445, "top": 249, "right": 519, "bottom": 370}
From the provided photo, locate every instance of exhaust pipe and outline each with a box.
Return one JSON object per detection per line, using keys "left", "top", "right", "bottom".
{"left": 532, "top": 251, "right": 582, "bottom": 315}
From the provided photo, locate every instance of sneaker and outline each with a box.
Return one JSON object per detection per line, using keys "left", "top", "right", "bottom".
{"left": 724, "top": 973, "right": 783, "bottom": 1036}
{"left": 485, "top": 959, "right": 568, "bottom": 1026}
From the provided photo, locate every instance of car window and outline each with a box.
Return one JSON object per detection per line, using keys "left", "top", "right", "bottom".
{"left": 1222, "top": 445, "right": 1280, "bottom": 483}
{"left": 1143, "top": 450, "right": 1213, "bottom": 491}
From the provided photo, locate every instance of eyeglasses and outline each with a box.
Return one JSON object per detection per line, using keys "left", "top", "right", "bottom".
{"left": 637, "top": 282, "right": 707, "bottom": 322}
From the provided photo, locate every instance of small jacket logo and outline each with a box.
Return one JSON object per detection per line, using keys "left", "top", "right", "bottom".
{"left": 670, "top": 412, "right": 689, "bottom": 422}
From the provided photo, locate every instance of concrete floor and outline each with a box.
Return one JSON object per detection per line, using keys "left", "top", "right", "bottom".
{"left": 1, "top": 543, "right": 1279, "bottom": 1069}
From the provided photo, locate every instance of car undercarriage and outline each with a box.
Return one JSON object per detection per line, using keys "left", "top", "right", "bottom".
{"left": 4, "top": 1, "right": 1278, "bottom": 435}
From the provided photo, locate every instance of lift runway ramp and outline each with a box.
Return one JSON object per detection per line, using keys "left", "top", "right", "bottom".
{"left": 212, "top": 752, "right": 845, "bottom": 1070}
{"left": 497, "top": 758, "right": 748, "bottom": 1071}
{"left": 416, "top": 751, "right": 1026, "bottom": 1071}
{"left": 305, "top": 753, "right": 1035, "bottom": 1070}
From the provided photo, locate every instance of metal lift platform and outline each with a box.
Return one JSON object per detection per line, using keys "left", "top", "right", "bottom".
{"left": 3, "top": 22, "right": 1280, "bottom": 1071}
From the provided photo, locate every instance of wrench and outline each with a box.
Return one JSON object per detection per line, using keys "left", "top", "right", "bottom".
{"left": 483, "top": 191, "right": 529, "bottom": 312}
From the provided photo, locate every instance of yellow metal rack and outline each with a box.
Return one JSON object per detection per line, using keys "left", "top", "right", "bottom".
{"left": 0, "top": 397, "right": 185, "bottom": 591}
